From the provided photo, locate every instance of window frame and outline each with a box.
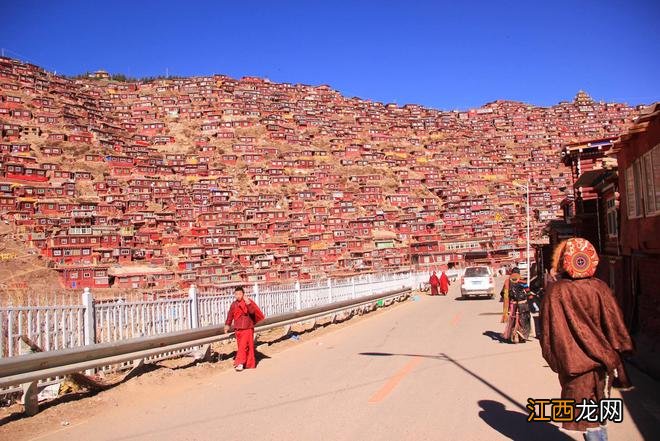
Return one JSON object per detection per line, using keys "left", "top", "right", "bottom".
{"left": 625, "top": 162, "right": 643, "bottom": 219}
{"left": 605, "top": 196, "right": 618, "bottom": 239}
{"left": 646, "top": 143, "right": 660, "bottom": 217}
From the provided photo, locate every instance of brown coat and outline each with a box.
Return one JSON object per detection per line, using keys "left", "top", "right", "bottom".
{"left": 540, "top": 277, "right": 634, "bottom": 431}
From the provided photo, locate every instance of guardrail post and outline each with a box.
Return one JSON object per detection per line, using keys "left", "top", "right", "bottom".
{"left": 295, "top": 281, "right": 301, "bottom": 310}
{"left": 19, "top": 336, "right": 39, "bottom": 415}
{"left": 327, "top": 278, "right": 332, "bottom": 304}
{"left": 188, "top": 284, "right": 199, "bottom": 329}
{"left": 21, "top": 381, "right": 39, "bottom": 416}
{"left": 82, "top": 288, "right": 95, "bottom": 346}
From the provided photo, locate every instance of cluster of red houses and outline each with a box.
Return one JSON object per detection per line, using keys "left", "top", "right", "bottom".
{"left": 0, "top": 56, "right": 643, "bottom": 295}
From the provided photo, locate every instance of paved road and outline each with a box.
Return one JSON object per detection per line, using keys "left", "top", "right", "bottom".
{"left": 31, "top": 279, "right": 656, "bottom": 441}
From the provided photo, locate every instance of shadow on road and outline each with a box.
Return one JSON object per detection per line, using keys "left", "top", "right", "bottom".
{"left": 483, "top": 330, "right": 507, "bottom": 343}
{"left": 617, "top": 364, "right": 660, "bottom": 440}
{"left": 221, "top": 349, "right": 271, "bottom": 366}
{"left": 360, "top": 351, "right": 575, "bottom": 439}
{"left": 360, "top": 351, "right": 528, "bottom": 412}
{"left": 478, "top": 400, "right": 573, "bottom": 441}
{"left": 255, "top": 350, "right": 271, "bottom": 365}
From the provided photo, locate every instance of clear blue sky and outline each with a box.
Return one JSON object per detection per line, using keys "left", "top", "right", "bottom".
{"left": 2, "top": 0, "right": 658, "bottom": 110}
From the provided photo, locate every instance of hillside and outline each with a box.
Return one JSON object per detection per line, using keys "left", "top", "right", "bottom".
{"left": 0, "top": 57, "right": 642, "bottom": 298}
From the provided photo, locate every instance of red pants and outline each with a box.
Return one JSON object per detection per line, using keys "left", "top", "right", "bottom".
{"left": 234, "top": 328, "right": 256, "bottom": 368}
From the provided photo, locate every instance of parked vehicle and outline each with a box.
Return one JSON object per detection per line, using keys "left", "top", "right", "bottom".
{"left": 460, "top": 266, "right": 495, "bottom": 299}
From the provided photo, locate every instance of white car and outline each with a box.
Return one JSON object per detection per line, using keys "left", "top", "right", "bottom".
{"left": 460, "top": 266, "right": 495, "bottom": 299}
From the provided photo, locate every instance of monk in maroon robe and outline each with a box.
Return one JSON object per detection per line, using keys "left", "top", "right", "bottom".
{"left": 224, "top": 286, "right": 265, "bottom": 371}
{"left": 540, "top": 238, "right": 633, "bottom": 439}
{"left": 439, "top": 271, "right": 450, "bottom": 295}
{"left": 429, "top": 271, "right": 440, "bottom": 295}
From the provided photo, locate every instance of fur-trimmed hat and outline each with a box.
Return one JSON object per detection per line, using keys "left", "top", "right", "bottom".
{"left": 552, "top": 238, "right": 599, "bottom": 279}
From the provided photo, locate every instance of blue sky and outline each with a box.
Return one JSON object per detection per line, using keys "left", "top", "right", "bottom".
{"left": 2, "top": 0, "right": 658, "bottom": 110}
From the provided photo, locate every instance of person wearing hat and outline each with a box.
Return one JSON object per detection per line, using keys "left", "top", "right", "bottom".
{"left": 500, "top": 267, "right": 522, "bottom": 320}
{"left": 540, "top": 238, "right": 634, "bottom": 441}
{"left": 500, "top": 267, "right": 531, "bottom": 343}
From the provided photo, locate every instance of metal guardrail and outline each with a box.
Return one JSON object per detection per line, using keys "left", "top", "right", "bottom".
{"left": 0, "top": 288, "right": 411, "bottom": 414}
{"left": 1, "top": 271, "right": 420, "bottom": 358}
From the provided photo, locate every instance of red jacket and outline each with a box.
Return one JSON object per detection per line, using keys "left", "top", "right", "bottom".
{"left": 225, "top": 299, "right": 265, "bottom": 330}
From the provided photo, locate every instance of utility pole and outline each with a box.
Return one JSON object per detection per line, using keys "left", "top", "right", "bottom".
{"left": 526, "top": 178, "right": 531, "bottom": 286}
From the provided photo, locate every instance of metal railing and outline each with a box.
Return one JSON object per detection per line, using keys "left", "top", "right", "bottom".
{"left": 0, "top": 305, "right": 86, "bottom": 358}
{"left": 0, "top": 287, "right": 412, "bottom": 415}
{"left": 1, "top": 271, "right": 425, "bottom": 359}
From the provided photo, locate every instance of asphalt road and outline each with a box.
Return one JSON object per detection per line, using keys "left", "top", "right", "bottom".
{"left": 29, "top": 279, "right": 656, "bottom": 441}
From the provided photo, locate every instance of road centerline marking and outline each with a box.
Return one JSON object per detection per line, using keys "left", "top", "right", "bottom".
{"left": 368, "top": 357, "right": 423, "bottom": 403}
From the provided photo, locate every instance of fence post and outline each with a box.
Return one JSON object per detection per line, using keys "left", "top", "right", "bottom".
{"left": 188, "top": 284, "right": 199, "bottom": 329}
{"left": 351, "top": 277, "right": 356, "bottom": 299}
{"left": 253, "top": 283, "right": 260, "bottom": 308}
{"left": 82, "top": 288, "right": 95, "bottom": 346}
{"left": 82, "top": 287, "right": 95, "bottom": 375}
{"left": 295, "top": 281, "right": 301, "bottom": 310}
{"left": 327, "top": 278, "right": 333, "bottom": 304}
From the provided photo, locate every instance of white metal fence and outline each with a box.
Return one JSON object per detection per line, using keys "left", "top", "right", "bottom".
{"left": 0, "top": 271, "right": 435, "bottom": 359}
{"left": 0, "top": 305, "right": 86, "bottom": 359}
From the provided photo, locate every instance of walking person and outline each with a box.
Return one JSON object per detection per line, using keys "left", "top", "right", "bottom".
{"left": 540, "top": 238, "right": 634, "bottom": 441}
{"left": 429, "top": 271, "right": 440, "bottom": 296}
{"left": 500, "top": 268, "right": 521, "bottom": 321}
{"left": 500, "top": 268, "right": 531, "bottom": 343}
{"left": 224, "top": 286, "right": 265, "bottom": 371}
{"left": 439, "top": 270, "right": 450, "bottom": 296}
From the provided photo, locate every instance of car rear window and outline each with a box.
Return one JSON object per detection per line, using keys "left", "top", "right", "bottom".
{"left": 465, "top": 267, "right": 489, "bottom": 277}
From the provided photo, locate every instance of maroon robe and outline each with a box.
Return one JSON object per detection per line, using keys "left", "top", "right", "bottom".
{"left": 429, "top": 274, "right": 440, "bottom": 295}
{"left": 439, "top": 272, "right": 450, "bottom": 295}
{"left": 540, "top": 278, "right": 633, "bottom": 431}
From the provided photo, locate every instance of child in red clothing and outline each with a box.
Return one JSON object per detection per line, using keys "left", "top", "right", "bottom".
{"left": 224, "top": 286, "right": 265, "bottom": 371}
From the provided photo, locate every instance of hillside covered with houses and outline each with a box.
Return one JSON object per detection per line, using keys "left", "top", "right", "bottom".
{"left": 0, "top": 57, "right": 643, "bottom": 297}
